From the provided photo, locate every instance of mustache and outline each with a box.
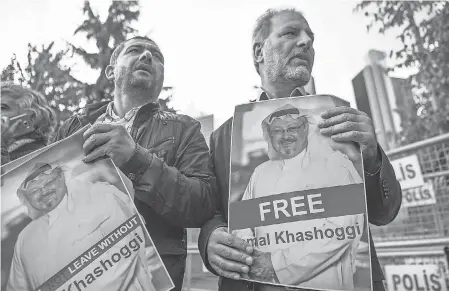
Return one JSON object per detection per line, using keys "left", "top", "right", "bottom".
{"left": 289, "top": 51, "right": 311, "bottom": 64}
{"left": 134, "top": 62, "right": 154, "bottom": 74}
{"left": 280, "top": 137, "right": 297, "bottom": 143}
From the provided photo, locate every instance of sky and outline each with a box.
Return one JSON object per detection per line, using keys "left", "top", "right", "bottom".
{"left": 0, "top": 0, "right": 406, "bottom": 128}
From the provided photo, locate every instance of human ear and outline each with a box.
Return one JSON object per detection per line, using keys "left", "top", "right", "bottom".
{"left": 105, "top": 65, "right": 115, "bottom": 81}
{"left": 253, "top": 42, "right": 264, "bottom": 66}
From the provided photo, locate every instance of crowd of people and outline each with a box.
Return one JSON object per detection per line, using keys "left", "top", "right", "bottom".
{"left": 1, "top": 7, "right": 402, "bottom": 291}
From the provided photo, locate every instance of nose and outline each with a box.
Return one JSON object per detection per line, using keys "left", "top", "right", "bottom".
{"left": 139, "top": 50, "right": 153, "bottom": 63}
{"left": 296, "top": 31, "right": 313, "bottom": 49}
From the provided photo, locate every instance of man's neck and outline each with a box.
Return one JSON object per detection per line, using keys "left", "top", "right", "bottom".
{"left": 261, "top": 80, "right": 304, "bottom": 99}
{"left": 113, "top": 87, "right": 156, "bottom": 118}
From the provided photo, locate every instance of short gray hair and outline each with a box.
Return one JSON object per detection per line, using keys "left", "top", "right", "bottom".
{"left": 252, "top": 8, "right": 305, "bottom": 75}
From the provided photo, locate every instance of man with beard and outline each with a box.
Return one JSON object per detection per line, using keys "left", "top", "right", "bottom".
{"left": 7, "top": 162, "right": 156, "bottom": 291}
{"left": 242, "top": 104, "right": 362, "bottom": 198}
{"left": 57, "top": 36, "right": 217, "bottom": 290}
{"left": 199, "top": 8, "right": 402, "bottom": 291}
{"left": 232, "top": 104, "right": 365, "bottom": 290}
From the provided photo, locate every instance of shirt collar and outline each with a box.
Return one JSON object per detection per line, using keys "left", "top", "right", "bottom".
{"left": 256, "top": 87, "right": 308, "bottom": 101}
{"left": 104, "top": 101, "right": 142, "bottom": 122}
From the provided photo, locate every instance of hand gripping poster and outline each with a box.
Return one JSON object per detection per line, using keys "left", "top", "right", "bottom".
{"left": 229, "top": 95, "right": 372, "bottom": 291}
{"left": 1, "top": 126, "right": 174, "bottom": 291}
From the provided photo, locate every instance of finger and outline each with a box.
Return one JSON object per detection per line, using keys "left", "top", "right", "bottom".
{"left": 218, "top": 232, "right": 253, "bottom": 254}
{"left": 213, "top": 244, "right": 253, "bottom": 266}
{"left": 320, "top": 121, "right": 371, "bottom": 136}
{"left": 250, "top": 268, "right": 271, "bottom": 280}
{"left": 318, "top": 112, "right": 369, "bottom": 128}
{"left": 210, "top": 262, "right": 242, "bottom": 280}
{"left": 210, "top": 255, "right": 249, "bottom": 277}
{"left": 83, "top": 143, "right": 108, "bottom": 163}
{"left": 83, "top": 132, "right": 111, "bottom": 155}
{"left": 251, "top": 248, "right": 263, "bottom": 256}
{"left": 241, "top": 273, "right": 251, "bottom": 280}
{"left": 320, "top": 106, "right": 367, "bottom": 119}
{"left": 331, "top": 131, "right": 372, "bottom": 144}
{"left": 83, "top": 123, "right": 116, "bottom": 141}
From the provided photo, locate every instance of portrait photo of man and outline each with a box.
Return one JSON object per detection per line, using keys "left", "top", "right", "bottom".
{"left": 5, "top": 160, "right": 157, "bottom": 291}
{"left": 230, "top": 100, "right": 367, "bottom": 290}
{"left": 243, "top": 103, "right": 362, "bottom": 199}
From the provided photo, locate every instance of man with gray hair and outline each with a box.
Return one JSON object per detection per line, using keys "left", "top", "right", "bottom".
{"left": 199, "top": 7, "right": 402, "bottom": 291}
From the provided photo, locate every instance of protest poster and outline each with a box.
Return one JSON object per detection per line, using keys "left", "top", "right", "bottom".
{"left": 229, "top": 95, "right": 372, "bottom": 291}
{"left": 1, "top": 126, "right": 174, "bottom": 291}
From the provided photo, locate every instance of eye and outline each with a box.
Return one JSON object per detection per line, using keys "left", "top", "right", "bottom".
{"left": 127, "top": 48, "right": 139, "bottom": 53}
{"left": 282, "top": 31, "right": 296, "bottom": 37}
{"left": 1, "top": 104, "right": 10, "bottom": 110}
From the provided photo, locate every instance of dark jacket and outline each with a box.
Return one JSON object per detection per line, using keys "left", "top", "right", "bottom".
{"left": 58, "top": 101, "right": 217, "bottom": 256}
{"left": 198, "top": 118, "right": 402, "bottom": 291}
{"left": 1, "top": 138, "right": 47, "bottom": 167}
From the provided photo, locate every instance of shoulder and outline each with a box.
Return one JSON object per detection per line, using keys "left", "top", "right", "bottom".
{"left": 58, "top": 101, "right": 110, "bottom": 140}
{"left": 327, "top": 150, "right": 354, "bottom": 168}
{"left": 16, "top": 220, "right": 42, "bottom": 247}
{"left": 156, "top": 111, "right": 201, "bottom": 128}
{"left": 252, "top": 160, "right": 271, "bottom": 176}
{"left": 72, "top": 180, "right": 121, "bottom": 193}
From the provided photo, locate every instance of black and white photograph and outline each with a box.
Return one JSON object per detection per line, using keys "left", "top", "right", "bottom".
{"left": 1, "top": 126, "right": 174, "bottom": 291}
{"left": 2, "top": 0, "right": 449, "bottom": 290}
{"left": 229, "top": 95, "right": 371, "bottom": 291}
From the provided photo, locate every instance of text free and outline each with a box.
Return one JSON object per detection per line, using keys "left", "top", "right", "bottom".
{"left": 259, "top": 193, "right": 325, "bottom": 222}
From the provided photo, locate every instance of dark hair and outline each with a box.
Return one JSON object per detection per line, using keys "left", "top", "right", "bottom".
{"left": 1, "top": 82, "right": 58, "bottom": 144}
{"left": 252, "top": 8, "right": 305, "bottom": 74}
{"left": 109, "top": 36, "right": 162, "bottom": 65}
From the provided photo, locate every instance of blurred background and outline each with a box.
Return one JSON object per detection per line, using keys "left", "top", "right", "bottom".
{"left": 1, "top": 0, "right": 448, "bottom": 290}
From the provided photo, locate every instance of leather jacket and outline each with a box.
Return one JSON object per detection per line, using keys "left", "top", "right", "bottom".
{"left": 58, "top": 101, "right": 218, "bottom": 256}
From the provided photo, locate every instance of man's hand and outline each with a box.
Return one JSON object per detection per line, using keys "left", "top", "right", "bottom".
{"left": 318, "top": 106, "right": 381, "bottom": 173}
{"left": 207, "top": 227, "right": 254, "bottom": 280}
{"left": 248, "top": 249, "right": 278, "bottom": 282}
{"left": 1, "top": 117, "right": 22, "bottom": 146}
{"left": 83, "top": 123, "right": 136, "bottom": 167}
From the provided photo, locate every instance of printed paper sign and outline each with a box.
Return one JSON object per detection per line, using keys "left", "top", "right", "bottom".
{"left": 391, "top": 155, "right": 425, "bottom": 190}
{"left": 401, "top": 182, "right": 436, "bottom": 208}
{"left": 228, "top": 95, "right": 371, "bottom": 291}
{"left": 1, "top": 126, "right": 174, "bottom": 291}
{"left": 385, "top": 264, "right": 446, "bottom": 291}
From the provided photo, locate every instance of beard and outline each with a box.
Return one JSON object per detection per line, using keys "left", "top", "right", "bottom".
{"left": 116, "top": 66, "right": 152, "bottom": 91}
{"left": 264, "top": 43, "right": 311, "bottom": 85}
